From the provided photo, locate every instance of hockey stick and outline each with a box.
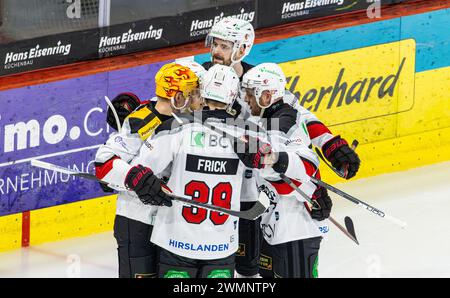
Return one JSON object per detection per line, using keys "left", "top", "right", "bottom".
{"left": 280, "top": 173, "right": 359, "bottom": 245}
{"left": 311, "top": 138, "right": 405, "bottom": 226}
{"left": 309, "top": 176, "right": 407, "bottom": 229}
{"left": 208, "top": 118, "right": 406, "bottom": 229}
{"left": 30, "top": 159, "right": 269, "bottom": 220}
{"left": 104, "top": 95, "right": 122, "bottom": 132}
{"left": 196, "top": 119, "right": 359, "bottom": 244}
{"left": 344, "top": 216, "right": 357, "bottom": 241}
{"left": 313, "top": 140, "right": 406, "bottom": 228}
{"left": 314, "top": 140, "right": 359, "bottom": 178}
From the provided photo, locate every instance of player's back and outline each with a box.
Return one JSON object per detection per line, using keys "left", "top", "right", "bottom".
{"left": 140, "top": 110, "right": 247, "bottom": 260}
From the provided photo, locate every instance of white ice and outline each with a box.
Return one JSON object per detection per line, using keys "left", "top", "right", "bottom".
{"left": 0, "top": 161, "right": 449, "bottom": 278}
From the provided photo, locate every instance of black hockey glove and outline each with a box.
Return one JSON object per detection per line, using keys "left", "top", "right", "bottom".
{"left": 310, "top": 186, "right": 332, "bottom": 221}
{"left": 233, "top": 135, "right": 272, "bottom": 169}
{"left": 322, "top": 136, "right": 360, "bottom": 179}
{"left": 106, "top": 93, "right": 141, "bottom": 131}
{"left": 124, "top": 165, "right": 172, "bottom": 207}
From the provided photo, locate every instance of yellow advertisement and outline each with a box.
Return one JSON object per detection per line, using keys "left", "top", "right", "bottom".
{"left": 280, "top": 39, "right": 416, "bottom": 143}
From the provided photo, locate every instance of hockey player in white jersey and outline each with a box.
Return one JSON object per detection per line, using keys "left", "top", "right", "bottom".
{"left": 202, "top": 17, "right": 360, "bottom": 278}
{"left": 94, "top": 62, "right": 204, "bottom": 278}
{"left": 129, "top": 64, "right": 250, "bottom": 278}
{"left": 204, "top": 17, "right": 359, "bottom": 179}
{"left": 237, "top": 63, "right": 332, "bottom": 278}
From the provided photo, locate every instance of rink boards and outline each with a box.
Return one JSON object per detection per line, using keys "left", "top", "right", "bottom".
{"left": 1, "top": 7, "right": 449, "bottom": 251}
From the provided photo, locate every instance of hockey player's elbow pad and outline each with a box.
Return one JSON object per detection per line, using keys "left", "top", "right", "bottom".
{"left": 95, "top": 157, "right": 119, "bottom": 193}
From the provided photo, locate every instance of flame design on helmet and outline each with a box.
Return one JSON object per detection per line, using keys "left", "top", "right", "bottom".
{"left": 155, "top": 63, "right": 199, "bottom": 99}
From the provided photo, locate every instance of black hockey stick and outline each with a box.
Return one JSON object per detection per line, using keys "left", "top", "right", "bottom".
{"left": 30, "top": 159, "right": 269, "bottom": 220}
{"left": 280, "top": 173, "right": 359, "bottom": 245}
{"left": 344, "top": 216, "right": 357, "bottom": 241}
{"left": 314, "top": 140, "right": 359, "bottom": 179}
{"left": 309, "top": 176, "right": 407, "bottom": 228}
{"left": 313, "top": 140, "right": 406, "bottom": 228}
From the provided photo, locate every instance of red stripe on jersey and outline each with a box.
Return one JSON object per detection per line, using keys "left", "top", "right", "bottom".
{"left": 307, "top": 122, "right": 331, "bottom": 140}
{"left": 269, "top": 158, "right": 317, "bottom": 195}
{"left": 315, "top": 169, "right": 321, "bottom": 179}
{"left": 95, "top": 156, "right": 120, "bottom": 180}
{"left": 302, "top": 158, "right": 317, "bottom": 177}
{"left": 269, "top": 178, "right": 302, "bottom": 195}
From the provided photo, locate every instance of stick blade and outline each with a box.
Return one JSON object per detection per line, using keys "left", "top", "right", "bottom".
{"left": 344, "top": 216, "right": 359, "bottom": 245}
{"left": 241, "top": 191, "right": 270, "bottom": 220}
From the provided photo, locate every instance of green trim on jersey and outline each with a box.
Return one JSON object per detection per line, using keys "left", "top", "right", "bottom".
{"left": 207, "top": 269, "right": 232, "bottom": 278}
{"left": 312, "top": 256, "right": 319, "bottom": 278}
{"left": 164, "top": 269, "right": 191, "bottom": 278}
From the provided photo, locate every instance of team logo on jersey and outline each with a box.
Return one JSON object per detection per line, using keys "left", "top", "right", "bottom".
{"left": 190, "top": 131, "right": 205, "bottom": 147}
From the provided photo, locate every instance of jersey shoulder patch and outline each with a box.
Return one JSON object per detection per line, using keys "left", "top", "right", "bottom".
{"left": 127, "top": 105, "right": 162, "bottom": 140}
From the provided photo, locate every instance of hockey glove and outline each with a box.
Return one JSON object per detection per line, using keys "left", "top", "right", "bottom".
{"left": 106, "top": 93, "right": 141, "bottom": 131}
{"left": 322, "top": 136, "right": 360, "bottom": 179}
{"left": 310, "top": 186, "right": 332, "bottom": 221}
{"left": 234, "top": 135, "right": 272, "bottom": 169}
{"left": 124, "top": 165, "right": 172, "bottom": 207}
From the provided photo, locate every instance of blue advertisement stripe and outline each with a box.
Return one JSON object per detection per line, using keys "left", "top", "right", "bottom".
{"left": 400, "top": 8, "right": 450, "bottom": 72}
{"left": 195, "top": 8, "right": 450, "bottom": 73}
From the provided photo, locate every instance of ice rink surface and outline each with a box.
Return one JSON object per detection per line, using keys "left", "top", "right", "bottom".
{"left": 1, "top": 161, "right": 449, "bottom": 278}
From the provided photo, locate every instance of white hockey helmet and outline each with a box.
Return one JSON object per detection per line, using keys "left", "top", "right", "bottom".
{"left": 175, "top": 58, "right": 206, "bottom": 82}
{"left": 201, "top": 64, "right": 239, "bottom": 105}
{"left": 242, "top": 63, "right": 287, "bottom": 109}
{"left": 205, "top": 17, "right": 255, "bottom": 65}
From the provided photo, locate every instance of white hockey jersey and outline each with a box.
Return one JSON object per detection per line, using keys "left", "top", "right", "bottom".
{"left": 255, "top": 99, "right": 330, "bottom": 245}
{"left": 257, "top": 176, "right": 329, "bottom": 245}
{"left": 131, "top": 109, "right": 247, "bottom": 260}
{"left": 238, "top": 90, "right": 335, "bottom": 203}
{"left": 95, "top": 100, "right": 171, "bottom": 225}
{"left": 284, "top": 90, "right": 334, "bottom": 149}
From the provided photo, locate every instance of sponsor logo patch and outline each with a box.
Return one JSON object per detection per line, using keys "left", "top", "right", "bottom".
{"left": 259, "top": 253, "right": 273, "bottom": 270}
{"left": 236, "top": 243, "right": 246, "bottom": 257}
